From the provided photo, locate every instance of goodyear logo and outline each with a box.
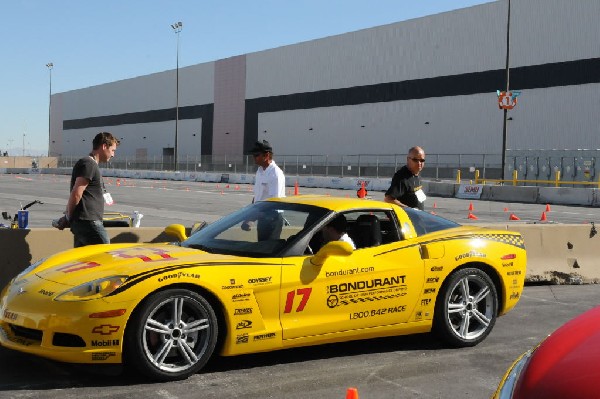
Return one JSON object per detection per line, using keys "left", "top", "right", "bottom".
{"left": 455, "top": 251, "right": 486, "bottom": 261}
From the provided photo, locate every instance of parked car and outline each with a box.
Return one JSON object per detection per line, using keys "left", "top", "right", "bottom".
{"left": 0, "top": 196, "right": 526, "bottom": 381}
{"left": 492, "top": 305, "right": 600, "bottom": 398}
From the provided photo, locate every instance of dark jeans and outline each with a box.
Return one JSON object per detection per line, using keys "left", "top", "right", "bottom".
{"left": 257, "top": 212, "right": 284, "bottom": 241}
{"left": 70, "top": 219, "right": 110, "bottom": 248}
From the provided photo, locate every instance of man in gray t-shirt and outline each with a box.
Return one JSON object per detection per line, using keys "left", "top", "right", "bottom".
{"left": 56, "top": 132, "right": 119, "bottom": 247}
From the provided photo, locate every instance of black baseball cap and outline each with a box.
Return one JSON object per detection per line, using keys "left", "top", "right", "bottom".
{"left": 249, "top": 140, "right": 273, "bottom": 155}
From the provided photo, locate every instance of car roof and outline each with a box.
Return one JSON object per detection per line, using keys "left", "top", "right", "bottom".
{"left": 268, "top": 195, "right": 396, "bottom": 213}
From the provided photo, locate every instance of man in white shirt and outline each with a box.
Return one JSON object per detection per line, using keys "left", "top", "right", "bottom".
{"left": 321, "top": 214, "right": 356, "bottom": 249}
{"left": 242, "top": 140, "right": 286, "bottom": 240}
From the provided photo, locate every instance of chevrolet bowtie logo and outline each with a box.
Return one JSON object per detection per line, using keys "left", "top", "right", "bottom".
{"left": 92, "top": 324, "right": 120, "bottom": 335}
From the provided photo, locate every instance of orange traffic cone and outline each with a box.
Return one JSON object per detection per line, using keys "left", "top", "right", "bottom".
{"left": 346, "top": 387, "right": 359, "bottom": 399}
{"left": 433, "top": 202, "right": 437, "bottom": 209}
{"left": 509, "top": 213, "right": 520, "bottom": 221}
{"left": 545, "top": 204, "right": 551, "bottom": 212}
{"left": 540, "top": 211, "right": 547, "bottom": 222}
{"left": 468, "top": 202, "right": 474, "bottom": 211}
{"left": 467, "top": 212, "right": 478, "bottom": 220}
{"left": 503, "top": 207, "right": 509, "bottom": 212}
{"left": 116, "top": 179, "right": 121, "bottom": 186}
{"left": 356, "top": 182, "right": 367, "bottom": 198}
{"left": 294, "top": 181, "right": 299, "bottom": 195}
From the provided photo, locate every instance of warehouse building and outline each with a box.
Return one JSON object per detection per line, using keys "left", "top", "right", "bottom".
{"left": 49, "top": 0, "right": 600, "bottom": 179}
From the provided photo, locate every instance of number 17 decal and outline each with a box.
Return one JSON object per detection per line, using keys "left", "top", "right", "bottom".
{"left": 284, "top": 288, "right": 313, "bottom": 313}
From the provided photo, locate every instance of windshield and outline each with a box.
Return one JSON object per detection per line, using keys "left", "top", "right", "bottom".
{"left": 404, "top": 207, "right": 460, "bottom": 236}
{"left": 181, "top": 201, "right": 330, "bottom": 257}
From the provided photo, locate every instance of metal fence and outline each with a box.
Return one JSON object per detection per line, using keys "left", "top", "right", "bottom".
{"left": 56, "top": 150, "right": 600, "bottom": 185}
{"left": 57, "top": 153, "right": 503, "bottom": 180}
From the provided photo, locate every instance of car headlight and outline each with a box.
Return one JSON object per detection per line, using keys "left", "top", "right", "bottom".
{"left": 494, "top": 349, "right": 534, "bottom": 399}
{"left": 55, "top": 276, "right": 128, "bottom": 302}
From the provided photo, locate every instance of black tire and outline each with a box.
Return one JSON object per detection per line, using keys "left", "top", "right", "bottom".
{"left": 124, "top": 289, "right": 218, "bottom": 381}
{"left": 433, "top": 268, "right": 498, "bottom": 347}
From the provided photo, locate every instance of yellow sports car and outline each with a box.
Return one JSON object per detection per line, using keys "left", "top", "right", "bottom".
{"left": 0, "top": 196, "right": 526, "bottom": 381}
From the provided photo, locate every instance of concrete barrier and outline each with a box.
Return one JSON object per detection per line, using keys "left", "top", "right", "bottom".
{"left": 2, "top": 223, "right": 599, "bottom": 290}
{"left": 539, "top": 187, "right": 595, "bottom": 206}
{"left": 488, "top": 185, "right": 539, "bottom": 203}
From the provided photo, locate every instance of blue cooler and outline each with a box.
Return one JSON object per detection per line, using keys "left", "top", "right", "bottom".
{"left": 17, "top": 210, "right": 29, "bottom": 229}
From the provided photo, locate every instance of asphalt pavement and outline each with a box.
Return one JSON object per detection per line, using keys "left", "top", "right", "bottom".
{"left": 1, "top": 173, "right": 599, "bottom": 229}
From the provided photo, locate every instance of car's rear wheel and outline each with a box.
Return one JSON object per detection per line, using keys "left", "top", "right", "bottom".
{"left": 125, "top": 289, "right": 218, "bottom": 381}
{"left": 433, "top": 268, "right": 497, "bottom": 347}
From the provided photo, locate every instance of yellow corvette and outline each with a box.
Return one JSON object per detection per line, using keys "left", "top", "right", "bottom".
{"left": 0, "top": 196, "right": 526, "bottom": 381}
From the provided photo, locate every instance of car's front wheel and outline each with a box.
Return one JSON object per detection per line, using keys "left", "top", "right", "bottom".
{"left": 125, "top": 289, "right": 218, "bottom": 381}
{"left": 433, "top": 268, "right": 497, "bottom": 347}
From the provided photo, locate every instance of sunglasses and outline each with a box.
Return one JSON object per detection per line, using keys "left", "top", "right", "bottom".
{"left": 410, "top": 157, "right": 426, "bottom": 163}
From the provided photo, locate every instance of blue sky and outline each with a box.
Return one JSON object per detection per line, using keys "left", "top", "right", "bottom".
{"left": 0, "top": 0, "right": 494, "bottom": 156}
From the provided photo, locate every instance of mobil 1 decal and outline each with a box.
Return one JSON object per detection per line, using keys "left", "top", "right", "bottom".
{"left": 326, "top": 275, "right": 407, "bottom": 308}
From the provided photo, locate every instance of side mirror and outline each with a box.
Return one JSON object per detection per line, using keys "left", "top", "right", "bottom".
{"left": 165, "top": 224, "right": 187, "bottom": 242}
{"left": 310, "top": 241, "right": 353, "bottom": 266}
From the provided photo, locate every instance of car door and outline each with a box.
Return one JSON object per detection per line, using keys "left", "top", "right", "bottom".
{"left": 280, "top": 209, "right": 425, "bottom": 340}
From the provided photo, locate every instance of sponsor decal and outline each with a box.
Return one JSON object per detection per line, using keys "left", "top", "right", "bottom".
{"left": 57, "top": 261, "right": 101, "bottom": 273}
{"left": 326, "top": 276, "right": 408, "bottom": 308}
{"left": 157, "top": 271, "right": 201, "bottom": 283}
{"left": 423, "top": 288, "right": 436, "bottom": 295}
{"left": 236, "top": 333, "right": 249, "bottom": 344}
{"left": 17, "top": 287, "right": 26, "bottom": 295}
{"left": 222, "top": 285, "right": 244, "bottom": 290}
{"left": 327, "top": 276, "right": 406, "bottom": 294}
{"left": 325, "top": 266, "right": 375, "bottom": 277}
{"left": 350, "top": 305, "right": 406, "bottom": 320}
{"left": 426, "top": 277, "right": 439, "bottom": 284}
{"left": 455, "top": 251, "right": 486, "bottom": 262}
{"left": 232, "top": 293, "right": 251, "bottom": 302}
{"left": 91, "top": 352, "right": 116, "bottom": 361}
{"left": 230, "top": 279, "right": 236, "bottom": 285}
{"left": 38, "top": 289, "right": 55, "bottom": 297}
{"left": 510, "top": 292, "right": 520, "bottom": 300}
{"left": 3, "top": 310, "right": 17, "bottom": 321}
{"left": 507, "top": 270, "right": 521, "bottom": 276}
{"left": 421, "top": 298, "right": 432, "bottom": 306}
{"left": 502, "top": 261, "right": 514, "bottom": 268}
{"left": 415, "top": 311, "right": 423, "bottom": 320}
{"left": 91, "top": 339, "right": 120, "bottom": 347}
{"left": 234, "top": 308, "right": 253, "bottom": 315}
{"left": 430, "top": 266, "right": 443, "bottom": 272}
{"left": 92, "top": 325, "right": 120, "bottom": 335}
{"left": 247, "top": 276, "right": 272, "bottom": 285}
{"left": 236, "top": 320, "right": 253, "bottom": 330}
{"left": 253, "top": 332, "right": 276, "bottom": 341}
{"left": 109, "top": 248, "right": 174, "bottom": 263}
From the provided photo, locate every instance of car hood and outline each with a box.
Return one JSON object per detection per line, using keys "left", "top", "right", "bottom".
{"left": 514, "top": 305, "right": 600, "bottom": 398}
{"left": 29, "top": 242, "right": 250, "bottom": 287}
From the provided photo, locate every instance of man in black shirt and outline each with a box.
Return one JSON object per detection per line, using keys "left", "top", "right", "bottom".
{"left": 384, "top": 146, "right": 426, "bottom": 210}
{"left": 56, "top": 132, "right": 119, "bottom": 247}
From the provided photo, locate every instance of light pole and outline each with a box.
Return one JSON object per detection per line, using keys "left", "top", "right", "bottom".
{"left": 501, "top": 0, "right": 511, "bottom": 181}
{"left": 46, "top": 62, "right": 53, "bottom": 156}
{"left": 171, "top": 21, "right": 183, "bottom": 171}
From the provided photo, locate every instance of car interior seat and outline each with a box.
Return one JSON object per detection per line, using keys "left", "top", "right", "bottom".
{"left": 353, "top": 214, "right": 382, "bottom": 248}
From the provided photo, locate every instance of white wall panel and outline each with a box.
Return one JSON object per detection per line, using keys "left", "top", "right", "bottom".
{"left": 247, "top": 2, "right": 506, "bottom": 98}
{"left": 62, "top": 63, "right": 214, "bottom": 119}
{"left": 511, "top": 0, "right": 600, "bottom": 67}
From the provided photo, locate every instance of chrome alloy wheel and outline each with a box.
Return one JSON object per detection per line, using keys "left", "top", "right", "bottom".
{"left": 446, "top": 274, "right": 494, "bottom": 341}
{"left": 142, "top": 295, "right": 212, "bottom": 373}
